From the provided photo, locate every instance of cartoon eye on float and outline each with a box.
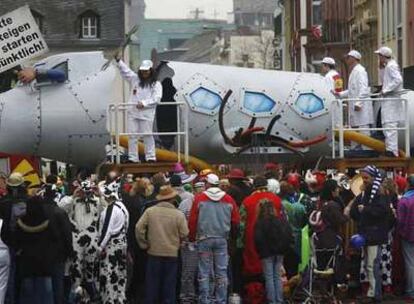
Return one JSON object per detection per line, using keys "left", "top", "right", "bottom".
{"left": 293, "top": 92, "right": 327, "bottom": 119}
{"left": 239, "top": 89, "right": 277, "bottom": 117}
{"left": 186, "top": 87, "right": 223, "bottom": 115}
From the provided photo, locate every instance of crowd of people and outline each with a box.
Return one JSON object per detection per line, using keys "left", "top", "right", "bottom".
{"left": 0, "top": 161, "right": 413, "bottom": 304}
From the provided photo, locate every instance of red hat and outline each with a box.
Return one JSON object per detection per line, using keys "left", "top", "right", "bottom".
{"left": 395, "top": 174, "right": 407, "bottom": 193}
{"left": 227, "top": 168, "right": 246, "bottom": 180}
{"left": 265, "top": 162, "right": 279, "bottom": 170}
{"left": 287, "top": 173, "right": 300, "bottom": 189}
{"left": 314, "top": 171, "right": 326, "bottom": 190}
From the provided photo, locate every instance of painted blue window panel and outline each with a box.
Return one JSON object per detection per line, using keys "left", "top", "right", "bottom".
{"left": 243, "top": 91, "right": 275, "bottom": 113}
{"left": 295, "top": 93, "right": 324, "bottom": 114}
{"left": 190, "top": 87, "right": 222, "bottom": 110}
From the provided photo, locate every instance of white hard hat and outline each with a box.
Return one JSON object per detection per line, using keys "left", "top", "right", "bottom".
{"left": 374, "top": 46, "right": 392, "bottom": 58}
{"left": 346, "top": 50, "right": 362, "bottom": 60}
{"left": 322, "top": 57, "right": 336, "bottom": 66}
{"left": 139, "top": 60, "right": 153, "bottom": 71}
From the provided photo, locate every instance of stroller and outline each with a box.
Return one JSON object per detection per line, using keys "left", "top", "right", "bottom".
{"left": 300, "top": 233, "right": 344, "bottom": 304}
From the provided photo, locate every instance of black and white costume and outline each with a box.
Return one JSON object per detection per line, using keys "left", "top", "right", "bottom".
{"left": 58, "top": 180, "right": 103, "bottom": 294}
{"left": 98, "top": 181, "right": 129, "bottom": 304}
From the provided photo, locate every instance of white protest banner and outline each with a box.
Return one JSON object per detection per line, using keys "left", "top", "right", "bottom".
{"left": 0, "top": 5, "right": 49, "bottom": 73}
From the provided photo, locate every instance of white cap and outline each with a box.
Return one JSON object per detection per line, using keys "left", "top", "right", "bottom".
{"left": 206, "top": 173, "right": 220, "bottom": 186}
{"left": 347, "top": 50, "right": 362, "bottom": 60}
{"left": 139, "top": 60, "right": 153, "bottom": 71}
{"left": 321, "top": 57, "right": 336, "bottom": 66}
{"left": 374, "top": 46, "right": 392, "bottom": 58}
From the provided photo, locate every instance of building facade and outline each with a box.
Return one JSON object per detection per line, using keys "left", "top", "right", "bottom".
{"left": 233, "top": 0, "right": 277, "bottom": 30}
{"left": 349, "top": 0, "right": 379, "bottom": 85}
{"left": 0, "top": 0, "right": 131, "bottom": 54}
{"left": 138, "top": 19, "right": 233, "bottom": 63}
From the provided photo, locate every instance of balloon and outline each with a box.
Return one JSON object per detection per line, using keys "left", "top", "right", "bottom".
{"left": 350, "top": 234, "right": 366, "bottom": 249}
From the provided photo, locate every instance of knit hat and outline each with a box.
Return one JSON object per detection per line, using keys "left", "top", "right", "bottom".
{"left": 172, "top": 163, "right": 197, "bottom": 184}
{"left": 360, "top": 165, "right": 383, "bottom": 203}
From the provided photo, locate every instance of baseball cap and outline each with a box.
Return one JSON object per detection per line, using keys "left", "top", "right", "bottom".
{"left": 321, "top": 57, "right": 336, "bottom": 66}
{"left": 346, "top": 50, "right": 362, "bottom": 60}
{"left": 374, "top": 46, "right": 392, "bottom": 58}
{"left": 139, "top": 60, "right": 153, "bottom": 71}
{"left": 206, "top": 174, "right": 220, "bottom": 186}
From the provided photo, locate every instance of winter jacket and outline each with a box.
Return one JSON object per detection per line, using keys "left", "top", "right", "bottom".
{"left": 314, "top": 200, "right": 348, "bottom": 249}
{"left": 238, "top": 190, "right": 283, "bottom": 275}
{"left": 188, "top": 187, "right": 240, "bottom": 241}
{"left": 15, "top": 197, "right": 60, "bottom": 277}
{"left": 43, "top": 197, "right": 74, "bottom": 262}
{"left": 254, "top": 216, "right": 292, "bottom": 259}
{"left": 0, "top": 193, "right": 28, "bottom": 249}
{"left": 397, "top": 189, "right": 414, "bottom": 243}
{"left": 136, "top": 201, "right": 188, "bottom": 257}
{"left": 350, "top": 189, "right": 389, "bottom": 246}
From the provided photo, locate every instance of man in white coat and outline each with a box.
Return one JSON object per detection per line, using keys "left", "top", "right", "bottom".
{"left": 322, "top": 57, "right": 343, "bottom": 128}
{"left": 375, "top": 46, "right": 403, "bottom": 157}
{"left": 321, "top": 57, "right": 343, "bottom": 93}
{"left": 116, "top": 57, "right": 162, "bottom": 162}
{"left": 336, "top": 50, "right": 373, "bottom": 150}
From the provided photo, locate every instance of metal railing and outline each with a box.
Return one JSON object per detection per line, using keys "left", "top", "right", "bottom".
{"left": 331, "top": 96, "right": 410, "bottom": 158}
{"left": 107, "top": 102, "right": 189, "bottom": 164}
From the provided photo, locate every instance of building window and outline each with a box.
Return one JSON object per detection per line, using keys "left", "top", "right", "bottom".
{"left": 382, "top": 0, "right": 387, "bottom": 39}
{"left": 312, "top": 0, "right": 322, "bottom": 26}
{"left": 80, "top": 11, "right": 99, "bottom": 39}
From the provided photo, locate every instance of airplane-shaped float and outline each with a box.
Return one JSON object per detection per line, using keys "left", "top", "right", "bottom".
{"left": 0, "top": 51, "right": 413, "bottom": 170}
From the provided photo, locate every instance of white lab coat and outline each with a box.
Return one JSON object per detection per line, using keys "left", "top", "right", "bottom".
{"left": 117, "top": 60, "right": 162, "bottom": 161}
{"left": 117, "top": 60, "right": 162, "bottom": 121}
{"left": 324, "top": 69, "right": 341, "bottom": 92}
{"left": 339, "top": 64, "right": 373, "bottom": 127}
{"left": 381, "top": 59, "right": 403, "bottom": 123}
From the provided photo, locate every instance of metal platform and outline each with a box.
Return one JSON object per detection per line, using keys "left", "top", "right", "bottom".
{"left": 323, "top": 157, "right": 414, "bottom": 173}
{"left": 99, "top": 162, "right": 177, "bottom": 176}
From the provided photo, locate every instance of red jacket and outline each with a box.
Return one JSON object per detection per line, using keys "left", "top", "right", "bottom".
{"left": 241, "top": 190, "right": 282, "bottom": 275}
{"left": 188, "top": 187, "right": 240, "bottom": 241}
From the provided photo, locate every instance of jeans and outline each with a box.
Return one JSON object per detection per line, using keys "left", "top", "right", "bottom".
{"left": 0, "top": 248, "right": 10, "bottom": 303}
{"left": 364, "top": 245, "right": 382, "bottom": 300}
{"left": 145, "top": 255, "right": 178, "bottom": 304}
{"left": 5, "top": 249, "right": 16, "bottom": 304}
{"left": 198, "top": 238, "right": 228, "bottom": 304}
{"left": 261, "top": 256, "right": 284, "bottom": 304}
{"left": 402, "top": 240, "right": 414, "bottom": 297}
{"left": 51, "top": 262, "right": 65, "bottom": 304}
{"left": 19, "top": 276, "right": 54, "bottom": 304}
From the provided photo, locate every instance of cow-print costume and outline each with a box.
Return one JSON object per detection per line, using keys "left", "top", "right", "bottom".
{"left": 59, "top": 190, "right": 103, "bottom": 290}
{"left": 98, "top": 200, "right": 129, "bottom": 304}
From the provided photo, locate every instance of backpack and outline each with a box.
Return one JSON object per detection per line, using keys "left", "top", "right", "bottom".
{"left": 275, "top": 217, "right": 294, "bottom": 255}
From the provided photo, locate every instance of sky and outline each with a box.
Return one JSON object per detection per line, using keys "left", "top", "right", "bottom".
{"left": 145, "top": 0, "right": 233, "bottom": 20}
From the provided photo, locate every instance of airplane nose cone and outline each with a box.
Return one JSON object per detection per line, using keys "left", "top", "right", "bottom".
{"left": 0, "top": 86, "right": 39, "bottom": 155}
